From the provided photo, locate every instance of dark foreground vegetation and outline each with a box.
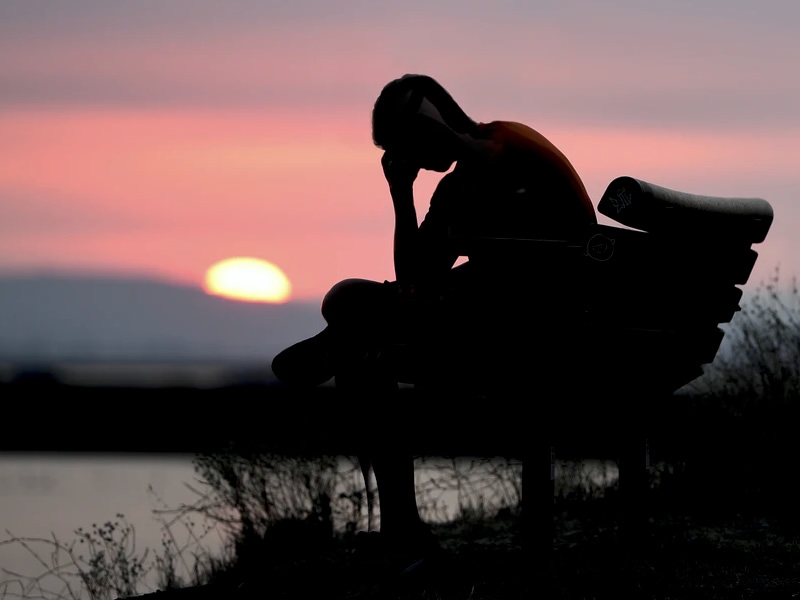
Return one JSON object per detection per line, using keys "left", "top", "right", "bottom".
{"left": 2, "top": 448, "right": 799, "bottom": 600}
{"left": 1, "top": 270, "right": 799, "bottom": 599}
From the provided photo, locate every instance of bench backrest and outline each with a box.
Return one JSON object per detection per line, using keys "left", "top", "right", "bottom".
{"left": 598, "top": 176, "right": 773, "bottom": 243}
{"left": 412, "top": 176, "right": 776, "bottom": 395}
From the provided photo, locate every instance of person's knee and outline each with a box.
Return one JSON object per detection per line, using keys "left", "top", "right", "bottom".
{"left": 321, "top": 278, "right": 382, "bottom": 323}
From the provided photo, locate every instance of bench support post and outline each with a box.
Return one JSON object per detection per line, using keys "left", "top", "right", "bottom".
{"left": 522, "top": 441, "right": 555, "bottom": 571}
{"left": 618, "top": 434, "right": 651, "bottom": 546}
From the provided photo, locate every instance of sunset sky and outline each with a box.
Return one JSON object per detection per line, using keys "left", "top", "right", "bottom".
{"left": 1, "top": 0, "right": 797, "bottom": 302}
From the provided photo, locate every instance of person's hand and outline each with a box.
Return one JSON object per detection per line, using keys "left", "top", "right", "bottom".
{"left": 381, "top": 152, "right": 419, "bottom": 191}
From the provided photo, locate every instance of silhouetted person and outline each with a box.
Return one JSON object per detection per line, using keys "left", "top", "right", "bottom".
{"left": 272, "top": 74, "right": 597, "bottom": 567}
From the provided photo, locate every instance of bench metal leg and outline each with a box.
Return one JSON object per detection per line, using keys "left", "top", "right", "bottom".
{"left": 522, "top": 441, "right": 555, "bottom": 570}
{"left": 618, "top": 435, "right": 651, "bottom": 546}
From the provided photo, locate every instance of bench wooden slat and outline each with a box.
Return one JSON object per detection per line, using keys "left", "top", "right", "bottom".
{"left": 453, "top": 225, "right": 761, "bottom": 286}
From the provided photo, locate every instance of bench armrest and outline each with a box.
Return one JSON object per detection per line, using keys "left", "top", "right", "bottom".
{"left": 599, "top": 176, "right": 774, "bottom": 244}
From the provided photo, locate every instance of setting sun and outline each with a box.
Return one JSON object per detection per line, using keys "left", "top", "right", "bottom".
{"left": 203, "top": 257, "right": 292, "bottom": 304}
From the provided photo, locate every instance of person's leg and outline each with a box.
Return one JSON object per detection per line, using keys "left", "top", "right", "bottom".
{"left": 271, "top": 278, "right": 388, "bottom": 387}
{"left": 339, "top": 370, "right": 439, "bottom": 566}
{"left": 274, "top": 276, "right": 436, "bottom": 560}
{"left": 320, "top": 278, "right": 386, "bottom": 324}
{"left": 370, "top": 451, "right": 431, "bottom": 549}
{"left": 325, "top": 280, "right": 442, "bottom": 559}
{"left": 270, "top": 326, "right": 336, "bottom": 387}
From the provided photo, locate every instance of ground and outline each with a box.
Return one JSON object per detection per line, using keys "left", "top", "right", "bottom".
{"left": 120, "top": 498, "right": 800, "bottom": 600}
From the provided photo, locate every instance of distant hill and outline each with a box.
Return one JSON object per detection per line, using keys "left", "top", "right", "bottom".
{"left": 0, "top": 271, "right": 755, "bottom": 389}
{"left": 0, "top": 273, "right": 325, "bottom": 365}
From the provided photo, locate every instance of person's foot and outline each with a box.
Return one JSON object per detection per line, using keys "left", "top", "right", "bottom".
{"left": 353, "top": 524, "right": 442, "bottom": 566}
{"left": 350, "top": 526, "right": 447, "bottom": 598}
{"left": 271, "top": 329, "right": 335, "bottom": 387}
{"left": 384, "top": 525, "right": 442, "bottom": 564}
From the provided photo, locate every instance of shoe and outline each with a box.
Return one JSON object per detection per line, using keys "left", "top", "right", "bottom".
{"left": 353, "top": 524, "right": 443, "bottom": 566}
{"left": 351, "top": 527, "right": 447, "bottom": 599}
{"left": 271, "top": 329, "right": 335, "bottom": 387}
{"left": 385, "top": 524, "right": 444, "bottom": 565}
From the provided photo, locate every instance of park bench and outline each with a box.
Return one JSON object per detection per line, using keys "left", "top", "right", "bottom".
{"left": 371, "top": 175, "right": 774, "bottom": 562}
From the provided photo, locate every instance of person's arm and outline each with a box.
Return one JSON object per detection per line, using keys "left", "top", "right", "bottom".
{"left": 382, "top": 152, "right": 421, "bottom": 286}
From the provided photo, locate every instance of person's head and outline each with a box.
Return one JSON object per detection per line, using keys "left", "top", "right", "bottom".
{"left": 371, "top": 74, "right": 479, "bottom": 172}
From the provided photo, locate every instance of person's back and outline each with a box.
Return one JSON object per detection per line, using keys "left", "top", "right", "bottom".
{"left": 425, "top": 119, "right": 594, "bottom": 237}
{"left": 412, "top": 117, "right": 596, "bottom": 299}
